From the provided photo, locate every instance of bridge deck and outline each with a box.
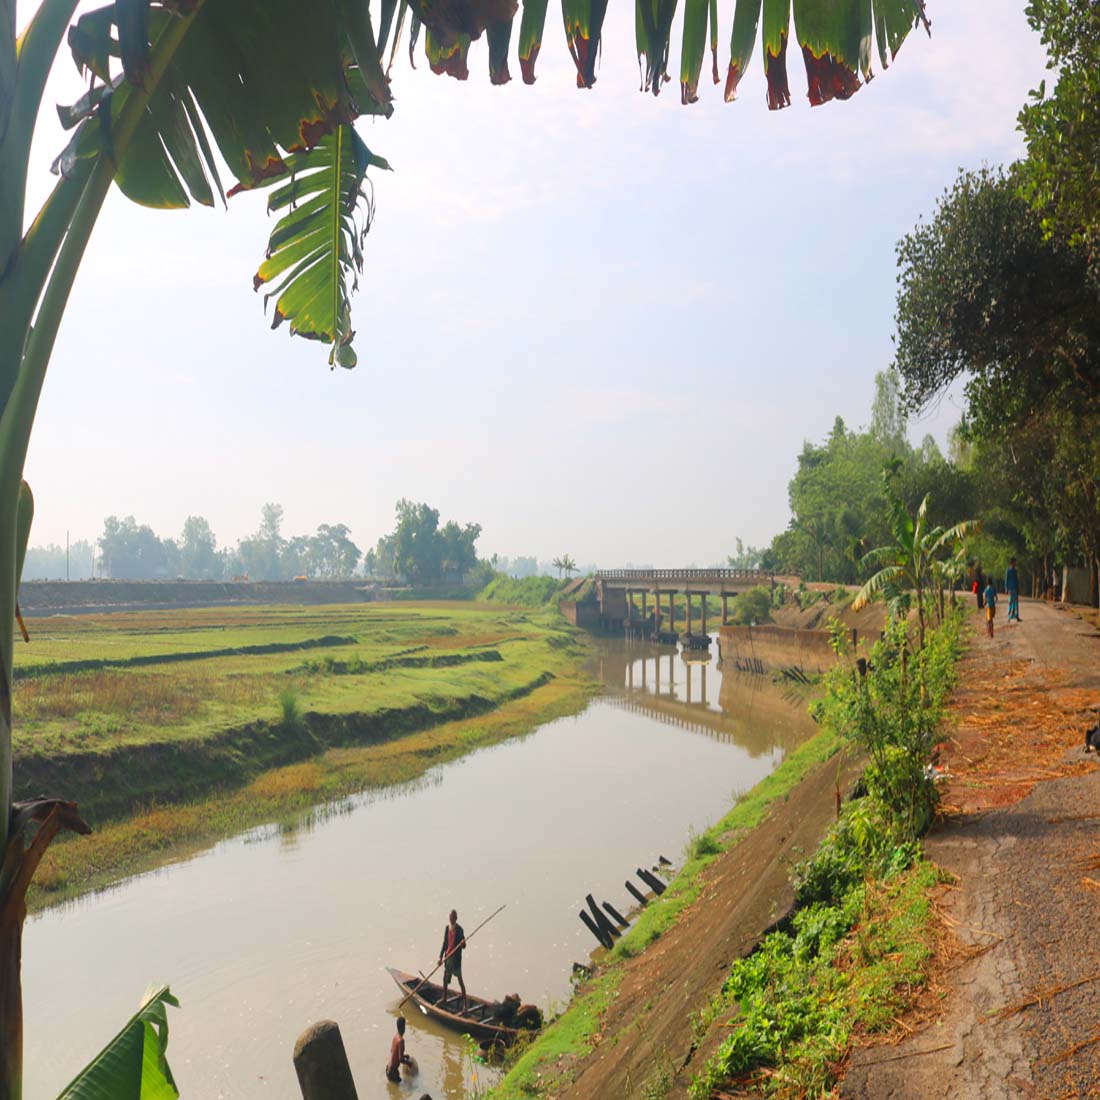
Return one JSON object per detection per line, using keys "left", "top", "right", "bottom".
{"left": 595, "top": 568, "right": 778, "bottom": 592}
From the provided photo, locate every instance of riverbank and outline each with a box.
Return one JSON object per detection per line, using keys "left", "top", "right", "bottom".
{"left": 19, "top": 602, "right": 597, "bottom": 910}
{"left": 486, "top": 724, "right": 858, "bottom": 1099}
{"left": 489, "top": 611, "right": 964, "bottom": 1100}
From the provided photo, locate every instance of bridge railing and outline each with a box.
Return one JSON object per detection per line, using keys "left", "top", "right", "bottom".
{"left": 595, "top": 568, "right": 776, "bottom": 584}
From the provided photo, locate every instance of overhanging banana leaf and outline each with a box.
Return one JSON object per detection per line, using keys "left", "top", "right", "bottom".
{"left": 426, "top": 27, "right": 472, "bottom": 77}
{"left": 725, "top": 0, "right": 761, "bottom": 100}
{"left": 636, "top": 0, "right": 677, "bottom": 95}
{"left": 56, "top": 984, "right": 179, "bottom": 1100}
{"left": 791, "top": 0, "right": 865, "bottom": 104}
{"left": 761, "top": 0, "right": 791, "bottom": 109}
{"left": 487, "top": 18, "right": 514, "bottom": 83}
{"left": 253, "top": 126, "right": 390, "bottom": 367}
{"left": 563, "top": 0, "right": 609, "bottom": 88}
{"left": 679, "top": 0, "right": 718, "bottom": 103}
{"left": 517, "top": 0, "right": 550, "bottom": 82}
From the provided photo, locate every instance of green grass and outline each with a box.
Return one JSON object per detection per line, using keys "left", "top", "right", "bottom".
{"left": 689, "top": 860, "right": 944, "bottom": 1099}
{"left": 485, "top": 726, "right": 841, "bottom": 1099}
{"left": 12, "top": 602, "right": 596, "bottom": 885}
{"left": 27, "top": 615, "right": 597, "bottom": 911}
{"left": 479, "top": 575, "right": 570, "bottom": 607}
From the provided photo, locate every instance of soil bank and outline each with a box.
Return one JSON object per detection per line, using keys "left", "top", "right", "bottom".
{"left": 490, "top": 725, "right": 864, "bottom": 1100}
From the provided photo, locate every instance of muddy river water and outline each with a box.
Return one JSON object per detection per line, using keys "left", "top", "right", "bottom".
{"left": 25, "top": 640, "right": 814, "bottom": 1100}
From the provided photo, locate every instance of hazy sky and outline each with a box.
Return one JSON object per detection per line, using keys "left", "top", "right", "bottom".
{"left": 20, "top": 1, "right": 1046, "bottom": 565}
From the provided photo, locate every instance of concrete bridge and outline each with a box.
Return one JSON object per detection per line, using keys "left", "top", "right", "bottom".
{"left": 593, "top": 568, "right": 782, "bottom": 647}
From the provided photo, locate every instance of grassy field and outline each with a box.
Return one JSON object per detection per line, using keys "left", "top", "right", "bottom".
{"left": 13, "top": 601, "right": 596, "bottom": 901}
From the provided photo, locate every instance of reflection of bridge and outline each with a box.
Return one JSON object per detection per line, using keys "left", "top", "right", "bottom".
{"left": 594, "top": 569, "right": 782, "bottom": 643}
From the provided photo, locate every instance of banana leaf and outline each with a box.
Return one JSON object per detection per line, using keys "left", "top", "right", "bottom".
{"left": 56, "top": 984, "right": 179, "bottom": 1100}
{"left": 791, "top": 0, "right": 866, "bottom": 105}
{"left": 518, "top": 0, "right": 550, "bottom": 82}
{"left": 425, "top": 27, "right": 472, "bottom": 78}
{"left": 487, "top": 18, "right": 514, "bottom": 83}
{"left": 725, "top": 0, "right": 761, "bottom": 101}
{"left": 679, "top": 0, "right": 714, "bottom": 102}
{"left": 761, "top": 0, "right": 791, "bottom": 109}
{"left": 253, "top": 126, "right": 390, "bottom": 366}
{"left": 636, "top": 0, "right": 677, "bottom": 95}
{"left": 563, "top": 0, "right": 609, "bottom": 88}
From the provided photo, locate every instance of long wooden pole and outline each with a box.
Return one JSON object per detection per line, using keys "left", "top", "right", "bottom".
{"left": 398, "top": 904, "right": 507, "bottom": 1008}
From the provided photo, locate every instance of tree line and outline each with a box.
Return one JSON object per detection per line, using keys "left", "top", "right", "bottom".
{"left": 22, "top": 501, "right": 486, "bottom": 584}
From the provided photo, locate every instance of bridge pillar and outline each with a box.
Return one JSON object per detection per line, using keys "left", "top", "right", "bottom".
{"left": 701, "top": 594, "right": 707, "bottom": 636}
{"left": 654, "top": 589, "right": 662, "bottom": 636}
{"left": 626, "top": 589, "right": 632, "bottom": 623}
{"left": 669, "top": 592, "right": 675, "bottom": 634}
{"left": 721, "top": 593, "right": 728, "bottom": 625}
{"left": 641, "top": 590, "right": 647, "bottom": 623}
{"left": 686, "top": 592, "right": 693, "bottom": 636}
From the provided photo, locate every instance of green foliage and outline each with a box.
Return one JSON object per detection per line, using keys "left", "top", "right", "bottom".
{"left": 690, "top": 861, "right": 940, "bottom": 1098}
{"left": 278, "top": 685, "right": 302, "bottom": 729}
{"left": 1017, "top": 0, "right": 1100, "bottom": 264}
{"left": 817, "top": 615, "right": 962, "bottom": 839}
{"left": 894, "top": 167, "right": 1100, "bottom": 436}
{"left": 57, "top": 984, "right": 179, "bottom": 1100}
{"left": 479, "top": 574, "right": 567, "bottom": 607}
{"left": 728, "top": 586, "right": 773, "bottom": 625}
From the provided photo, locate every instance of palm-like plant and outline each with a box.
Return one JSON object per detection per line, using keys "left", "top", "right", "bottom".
{"left": 853, "top": 468, "right": 979, "bottom": 649}
{"left": 561, "top": 554, "right": 577, "bottom": 578}
{"left": 0, "top": 1, "right": 932, "bottom": 1094}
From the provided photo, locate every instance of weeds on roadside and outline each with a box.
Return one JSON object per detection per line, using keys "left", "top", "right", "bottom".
{"left": 690, "top": 614, "right": 962, "bottom": 1098}
{"left": 684, "top": 825, "right": 721, "bottom": 862}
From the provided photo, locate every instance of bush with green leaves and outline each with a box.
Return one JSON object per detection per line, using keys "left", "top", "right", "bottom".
{"left": 729, "top": 586, "right": 773, "bottom": 626}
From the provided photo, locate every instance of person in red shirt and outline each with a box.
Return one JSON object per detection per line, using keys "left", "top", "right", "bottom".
{"left": 439, "top": 909, "right": 468, "bottom": 1014}
{"left": 385, "top": 1015, "right": 411, "bottom": 1083}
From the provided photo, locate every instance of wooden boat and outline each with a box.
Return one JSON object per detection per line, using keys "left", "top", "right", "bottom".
{"left": 385, "top": 967, "right": 523, "bottom": 1043}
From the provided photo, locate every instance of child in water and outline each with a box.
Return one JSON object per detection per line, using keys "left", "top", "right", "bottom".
{"left": 983, "top": 577, "right": 998, "bottom": 638}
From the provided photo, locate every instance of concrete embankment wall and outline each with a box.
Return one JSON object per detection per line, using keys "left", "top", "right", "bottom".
{"left": 18, "top": 579, "right": 376, "bottom": 614}
{"left": 718, "top": 623, "right": 848, "bottom": 675}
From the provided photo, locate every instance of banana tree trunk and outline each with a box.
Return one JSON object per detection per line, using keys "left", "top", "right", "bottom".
{"left": 0, "top": 7, "right": 202, "bottom": 1093}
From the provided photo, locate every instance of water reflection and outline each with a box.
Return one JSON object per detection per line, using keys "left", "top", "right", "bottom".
{"left": 24, "top": 636, "right": 814, "bottom": 1100}
{"left": 594, "top": 639, "right": 809, "bottom": 757}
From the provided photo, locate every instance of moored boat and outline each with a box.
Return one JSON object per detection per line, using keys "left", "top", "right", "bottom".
{"left": 385, "top": 967, "right": 523, "bottom": 1043}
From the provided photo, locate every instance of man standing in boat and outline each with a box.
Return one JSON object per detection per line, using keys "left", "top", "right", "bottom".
{"left": 439, "top": 909, "right": 468, "bottom": 1014}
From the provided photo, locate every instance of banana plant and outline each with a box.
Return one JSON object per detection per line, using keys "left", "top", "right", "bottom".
{"left": 0, "top": 1, "right": 935, "bottom": 1096}
{"left": 55, "top": 985, "right": 179, "bottom": 1100}
{"left": 0, "top": 2, "right": 393, "bottom": 1095}
{"left": 853, "top": 465, "right": 980, "bottom": 649}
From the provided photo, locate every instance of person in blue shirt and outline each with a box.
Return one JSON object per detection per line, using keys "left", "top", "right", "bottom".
{"left": 1004, "top": 557, "right": 1021, "bottom": 622}
{"left": 983, "top": 578, "right": 998, "bottom": 637}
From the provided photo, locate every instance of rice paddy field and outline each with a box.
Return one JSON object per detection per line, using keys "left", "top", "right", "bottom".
{"left": 13, "top": 601, "right": 595, "bottom": 906}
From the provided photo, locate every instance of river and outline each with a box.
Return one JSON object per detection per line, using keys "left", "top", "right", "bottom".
{"left": 24, "top": 639, "right": 814, "bottom": 1100}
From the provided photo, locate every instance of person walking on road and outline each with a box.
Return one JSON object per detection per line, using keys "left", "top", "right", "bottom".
{"left": 974, "top": 565, "right": 985, "bottom": 610}
{"left": 983, "top": 577, "right": 998, "bottom": 638}
{"left": 439, "top": 909, "right": 468, "bottom": 1014}
{"left": 1005, "top": 557, "right": 1021, "bottom": 622}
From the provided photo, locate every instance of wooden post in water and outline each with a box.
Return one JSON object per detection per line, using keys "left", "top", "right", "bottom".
{"left": 293, "top": 1021, "right": 359, "bottom": 1100}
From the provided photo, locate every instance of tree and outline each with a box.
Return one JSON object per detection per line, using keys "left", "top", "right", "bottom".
{"left": 179, "top": 515, "right": 218, "bottom": 579}
{"left": 0, "top": 0, "right": 932, "bottom": 1093}
{"left": 1017, "top": 0, "right": 1100, "bottom": 268}
{"left": 727, "top": 538, "right": 764, "bottom": 570}
{"left": 98, "top": 514, "right": 172, "bottom": 578}
{"left": 894, "top": 167, "right": 1100, "bottom": 436}
{"left": 392, "top": 499, "right": 441, "bottom": 584}
{"left": 560, "top": 554, "right": 577, "bottom": 578}
{"left": 307, "top": 523, "right": 361, "bottom": 578}
{"left": 853, "top": 465, "right": 979, "bottom": 649}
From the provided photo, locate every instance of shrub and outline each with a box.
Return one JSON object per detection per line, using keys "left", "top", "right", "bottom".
{"left": 729, "top": 586, "right": 773, "bottom": 626}
{"left": 278, "top": 686, "right": 302, "bottom": 728}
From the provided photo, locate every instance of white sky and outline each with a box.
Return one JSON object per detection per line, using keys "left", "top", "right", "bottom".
{"left": 19, "top": 1, "right": 1047, "bottom": 564}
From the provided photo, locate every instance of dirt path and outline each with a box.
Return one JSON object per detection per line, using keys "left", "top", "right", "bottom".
{"left": 843, "top": 600, "right": 1100, "bottom": 1100}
